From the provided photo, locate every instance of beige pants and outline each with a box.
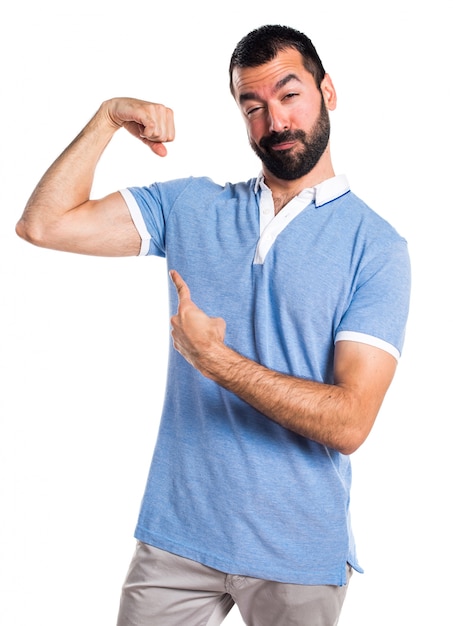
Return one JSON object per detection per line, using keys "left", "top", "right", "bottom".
{"left": 116, "top": 542, "right": 351, "bottom": 626}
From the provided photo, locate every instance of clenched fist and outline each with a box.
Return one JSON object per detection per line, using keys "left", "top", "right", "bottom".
{"left": 102, "top": 97, "right": 175, "bottom": 156}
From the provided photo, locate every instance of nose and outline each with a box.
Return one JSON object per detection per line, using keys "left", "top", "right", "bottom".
{"left": 267, "top": 103, "right": 289, "bottom": 133}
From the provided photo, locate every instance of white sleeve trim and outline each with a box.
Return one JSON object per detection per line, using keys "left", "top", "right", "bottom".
{"left": 119, "top": 188, "right": 151, "bottom": 256}
{"left": 335, "top": 331, "right": 400, "bottom": 360}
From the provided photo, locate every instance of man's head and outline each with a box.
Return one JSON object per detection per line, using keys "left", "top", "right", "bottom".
{"left": 229, "top": 25, "right": 326, "bottom": 95}
{"left": 229, "top": 25, "right": 336, "bottom": 183}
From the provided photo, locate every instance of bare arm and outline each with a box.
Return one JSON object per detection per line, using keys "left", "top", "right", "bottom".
{"left": 16, "top": 98, "right": 175, "bottom": 256}
{"left": 169, "top": 270, "right": 397, "bottom": 455}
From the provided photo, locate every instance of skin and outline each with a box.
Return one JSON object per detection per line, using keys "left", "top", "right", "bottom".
{"left": 16, "top": 48, "right": 397, "bottom": 455}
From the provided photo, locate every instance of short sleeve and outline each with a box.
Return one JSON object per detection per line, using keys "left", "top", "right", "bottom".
{"left": 335, "top": 238, "right": 411, "bottom": 358}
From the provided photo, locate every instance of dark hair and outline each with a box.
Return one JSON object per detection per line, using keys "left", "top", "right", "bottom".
{"left": 229, "top": 24, "right": 326, "bottom": 94}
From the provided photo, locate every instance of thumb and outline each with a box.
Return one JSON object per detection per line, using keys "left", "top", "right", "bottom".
{"left": 149, "top": 142, "right": 168, "bottom": 157}
{"left": 169, "top": 270, "right": 191, "bottom": 303}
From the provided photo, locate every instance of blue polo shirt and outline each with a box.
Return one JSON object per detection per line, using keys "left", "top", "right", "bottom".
{"left": 119, "top": 174, "right": 410, "bottom": 585}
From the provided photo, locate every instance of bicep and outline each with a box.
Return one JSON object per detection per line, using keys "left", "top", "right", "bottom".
{"left": 59, "top": 191, "right": 142, "bottom": 256}
{"left": 333, "top": 340, "right": 398, "bottom": 443}
{"left": 20, "top": 191, "right": 142, "bottom": 257}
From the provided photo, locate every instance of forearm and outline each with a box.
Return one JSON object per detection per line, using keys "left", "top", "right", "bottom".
{"left": 16, "top": 103, "right": 118, "bottom": 243}
{"left": 198, "top": 343, "right": 359, "bottom": 454}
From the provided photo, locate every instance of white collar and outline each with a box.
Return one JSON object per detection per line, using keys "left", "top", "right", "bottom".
{"left": 254, "top": 172, "right": 350, "bottom": 207}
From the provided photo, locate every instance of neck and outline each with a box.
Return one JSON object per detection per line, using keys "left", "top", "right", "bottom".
{"left": 263, "top": 149, "right": 335, "bottom": 213}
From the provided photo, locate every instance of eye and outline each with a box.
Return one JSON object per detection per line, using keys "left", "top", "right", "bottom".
{"left": 246, "top": 106, "right": 263, "bottom": 118}
{"left": 283, "top": 92, "right": 299, "bottom": 101}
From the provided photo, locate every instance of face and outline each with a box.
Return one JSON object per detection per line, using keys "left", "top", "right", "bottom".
{"left": 232, "top": 48, "right": 335, "bottom": 181}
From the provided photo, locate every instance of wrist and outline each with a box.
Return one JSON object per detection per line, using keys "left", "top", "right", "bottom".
{"left": 97, "top": 99, "right": 123, "bottom": 132}
{"left": 198, "top": 343, "right": 239, "bottom": 383}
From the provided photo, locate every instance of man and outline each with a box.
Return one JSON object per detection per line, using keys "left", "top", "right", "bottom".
{"left": 16, "top": 24, "right": 410, "bottom": 626}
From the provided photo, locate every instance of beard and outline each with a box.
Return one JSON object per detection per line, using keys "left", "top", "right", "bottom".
{"left": 250, "top": 98, "right": 331, "bottom": 181}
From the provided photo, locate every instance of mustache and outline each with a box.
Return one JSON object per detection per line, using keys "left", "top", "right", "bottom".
{"left": 259, "top": 129, "right": 307, "bottom": 150}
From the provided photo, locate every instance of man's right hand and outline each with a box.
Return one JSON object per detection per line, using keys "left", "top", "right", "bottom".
{"left": 103, "top": 97, "right": 175, "bottom": 156}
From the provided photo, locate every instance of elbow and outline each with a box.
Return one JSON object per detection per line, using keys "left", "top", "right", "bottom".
{"left": 337, "top": 440, "right": 362, "bottom": 456}
{"left": 16, "top": 217, "right": 50, "bottom": 248}
{"left": 15, "top": 218, "right": 30, "bottom": 242}
{"left": 335, "top": 423, "right": 374, "bottom": 456}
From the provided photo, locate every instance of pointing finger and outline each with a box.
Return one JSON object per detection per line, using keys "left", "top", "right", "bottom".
{"left": 169, "top": 270, "right": 191, "bottom": 303}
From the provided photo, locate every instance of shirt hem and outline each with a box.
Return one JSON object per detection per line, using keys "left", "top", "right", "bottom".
{"left": 335, "top": 330, "right": 400, "bottom": 360}
{"left": 134, "top": 527, "right": 363, "bottom": 586}
{"left": 119, "top": 188, "right": 151, "bottom": 256}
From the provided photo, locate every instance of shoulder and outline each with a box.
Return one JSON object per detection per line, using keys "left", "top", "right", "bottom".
{"left": 341, "top": 192, "right": 406, "bottom": 242}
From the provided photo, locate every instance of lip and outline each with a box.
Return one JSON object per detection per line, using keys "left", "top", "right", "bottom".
{"left": 271, "top": 141, "right": 297, "bottom": 151}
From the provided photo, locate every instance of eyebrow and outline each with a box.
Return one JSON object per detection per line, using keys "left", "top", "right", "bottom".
{"left": 238, "top": 73, "right": 302, "bottom": 104}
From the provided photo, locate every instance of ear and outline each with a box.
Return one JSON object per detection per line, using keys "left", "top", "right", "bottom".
{"left": 321, "top": 73, "right": 337, "bottom": 111}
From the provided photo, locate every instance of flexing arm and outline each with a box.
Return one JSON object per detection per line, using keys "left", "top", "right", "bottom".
{"left": 16, "top": 98, "right": 175, "bottom": 256}
{"left": 170, "top": 270, "right": 397, "bottom": 455}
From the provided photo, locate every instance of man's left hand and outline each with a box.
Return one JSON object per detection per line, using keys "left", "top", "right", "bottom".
{"left": 169, "top": 270, "right": 226, "bottom": 372}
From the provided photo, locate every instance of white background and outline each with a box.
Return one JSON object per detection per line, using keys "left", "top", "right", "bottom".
{"left": 1, "top": 1, "right": 451, "bottom": 624}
